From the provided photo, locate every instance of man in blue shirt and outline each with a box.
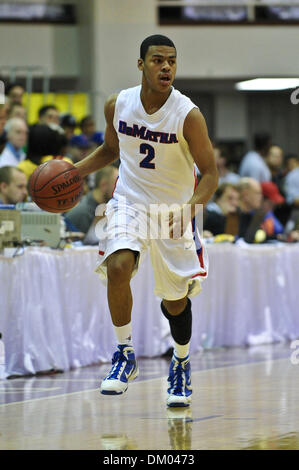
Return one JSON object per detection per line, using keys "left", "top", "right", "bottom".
{"left": 239, "top": 132, "right": 272, "bottom": 182}
{"left": 284, "top": 154, "right": 299, "bottom": 207}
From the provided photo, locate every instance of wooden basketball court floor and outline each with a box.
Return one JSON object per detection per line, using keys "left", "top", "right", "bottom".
{"left": 1, "top": 342, "right": 299, "bottom": 450}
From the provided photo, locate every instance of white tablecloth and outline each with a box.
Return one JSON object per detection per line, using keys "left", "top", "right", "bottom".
{"left": 1, "top": 243, "right": 299, "bottom": 378}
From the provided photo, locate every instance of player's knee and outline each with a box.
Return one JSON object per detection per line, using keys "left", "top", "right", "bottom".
{"left": 107, "top": 260, "right": 131, "bottom": 284}
{"left": 107, "top": 251, "right": 135, "bottom": 284}
{"left": 162, "top": 297, "right": 188, "bottom": 316}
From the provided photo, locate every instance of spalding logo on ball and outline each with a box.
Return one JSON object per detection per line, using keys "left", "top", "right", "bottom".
{"left": 29, "top": 159, "right": 84, "bottom": 213}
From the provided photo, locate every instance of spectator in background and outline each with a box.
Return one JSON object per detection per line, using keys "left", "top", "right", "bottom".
{"left": 68, "top": 134, "right": 96, "bottom": 164}
{"left": 7, "top": 103, "right": 27, "bottom": 122}
{"left": 260, "top": 181, "right": 285, "bottom": 238}
{"left": 65, "top": 165, "right": 119, "bottom": 236}
{"left": 68, "top": 134, "right": 105, "bottom": 189}
{"left": 17, "top": 124, "right": 69, "bottom": 179}
{"left": 75, "top": 115, "right": 104, "bottom": 146}
{"left": 214, "top": 145, "right": 240, "bottom": 186}
{"left": 238, "top": 177, "right": 263, "bottom": 213}
{"left": 5, "top": 83, "right": 25, "bottom": 107}
{"left": 0, "top": 166, "right": 27, "bottom": 204}
{"left": 285, "top": 153, "right": 299, "bottom": 174}
{"left": 265, "top": 146, "right": 293, "bottom": 227}
{"left": 237, "top": 177, "right": 265, "bottom": 242}
{"left": 0, "top": 104, "right": 7, "bottom": 153}
{"left": 239, "top": 132, "right": 272, "bottom": 182}
{"left": 283, "top": 153, "right": 299, "bottom": 207}
{"left": 68, "top": 133, "right": 97, "bottom": 190}
{"left": 203, "top": 182, "right": 240, "bottom": 236}
{"left": 237, "top": 177, "right": 285, "bottom": 242}
{"left": 284, "top": 208, "right": 299, "bottom": 243}
{"left": 0, "top": 118, "right": 27, "bottom": 167}
{"left": 266, "top": 145, "right": 284, "bottom": 193}
{"left": 38, "top": 105, "right": 60, "bottom": 126}
{"left": 282, "top": 153, "right": 299, "bottom": 241}
{"left": 60, "top": 113, "right": 77, "bottom": 142}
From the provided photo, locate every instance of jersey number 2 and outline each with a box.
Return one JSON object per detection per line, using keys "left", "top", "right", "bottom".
{"left": 139, "top": 143, "right": 155, "bottom": 169}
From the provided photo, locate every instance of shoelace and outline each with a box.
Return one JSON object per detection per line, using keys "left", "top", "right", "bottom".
{"left": 169, "top": 361, "right": 186, "bottom": 393}
{"left": 107, "top": 350, "right": 128, "bottom": 380}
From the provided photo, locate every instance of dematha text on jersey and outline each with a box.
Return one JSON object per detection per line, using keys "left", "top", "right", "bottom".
{"left": 118, "top": 120, "right": 178, "bottom": 144}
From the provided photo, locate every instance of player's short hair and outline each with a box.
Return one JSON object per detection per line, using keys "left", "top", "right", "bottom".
{"left": 140, "top": 35, "right": 176, "bottom": 60}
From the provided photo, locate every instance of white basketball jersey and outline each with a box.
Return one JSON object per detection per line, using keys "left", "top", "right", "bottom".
{"left": 113, "top": 85, "right": 197, "bottom": 206}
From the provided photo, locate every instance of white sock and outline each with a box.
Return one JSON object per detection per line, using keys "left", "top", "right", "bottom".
{"left": 114, "top": 322, "right": 133, "bottom": 346}
{"left": 174, "top": 341, "right": 190, "bottom": 360}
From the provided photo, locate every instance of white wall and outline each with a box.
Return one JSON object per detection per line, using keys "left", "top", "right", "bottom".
{"left": 0, "top": 25, "right": 79, "bottom": 78}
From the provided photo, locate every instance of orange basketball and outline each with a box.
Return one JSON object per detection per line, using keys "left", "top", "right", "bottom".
{"left": 29, "top": 160, "right": 84, "bottom": 213}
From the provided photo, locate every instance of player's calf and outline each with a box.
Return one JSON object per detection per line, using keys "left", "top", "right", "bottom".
{"left": 161, "top": 297, "right": 192, "bottom": 347}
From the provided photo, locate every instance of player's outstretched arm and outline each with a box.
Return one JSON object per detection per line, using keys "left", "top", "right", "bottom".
{"left": 74, "top": 94, "right": 120, "bottom": 178}
{"left": 184, "top": 107, "right": 219, "bottom": 216}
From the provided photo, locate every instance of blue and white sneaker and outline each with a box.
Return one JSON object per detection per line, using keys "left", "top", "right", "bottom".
{"left": 167, "top": 355, "right": 192, "bottom": 407}
{"left": 100, "top": 345, "right": 139, "bottom": 395}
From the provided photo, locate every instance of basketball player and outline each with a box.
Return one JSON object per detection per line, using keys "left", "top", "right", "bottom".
{"left": 75, "top": 35, "right": 218, "bottom": 407}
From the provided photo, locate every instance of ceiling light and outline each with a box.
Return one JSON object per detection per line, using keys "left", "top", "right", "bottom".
{"left": 235, "top": 78, "right": 299, "bottom": 91}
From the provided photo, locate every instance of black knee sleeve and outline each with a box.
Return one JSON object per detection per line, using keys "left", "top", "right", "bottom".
{"left": 161, "top": 298, "right": 192, "bottom": 345}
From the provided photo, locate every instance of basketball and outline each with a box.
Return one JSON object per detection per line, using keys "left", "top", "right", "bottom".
{"left": 29, "top": 159, "right": 84, "bottom": 213}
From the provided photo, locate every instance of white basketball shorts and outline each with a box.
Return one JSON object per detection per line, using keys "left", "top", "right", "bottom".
{"left": 94, "top": 197, "right": 208, "bottom": 300}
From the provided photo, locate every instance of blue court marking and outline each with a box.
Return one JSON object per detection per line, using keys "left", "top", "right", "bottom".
{"left": 191, "top": 415, "right": 224, "bottom": 422}
{"left": 223, "top": 418, "right": 257, "bottom": 420}
{"left": 140, "top": 415, "right": 223, "bottom": 422}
